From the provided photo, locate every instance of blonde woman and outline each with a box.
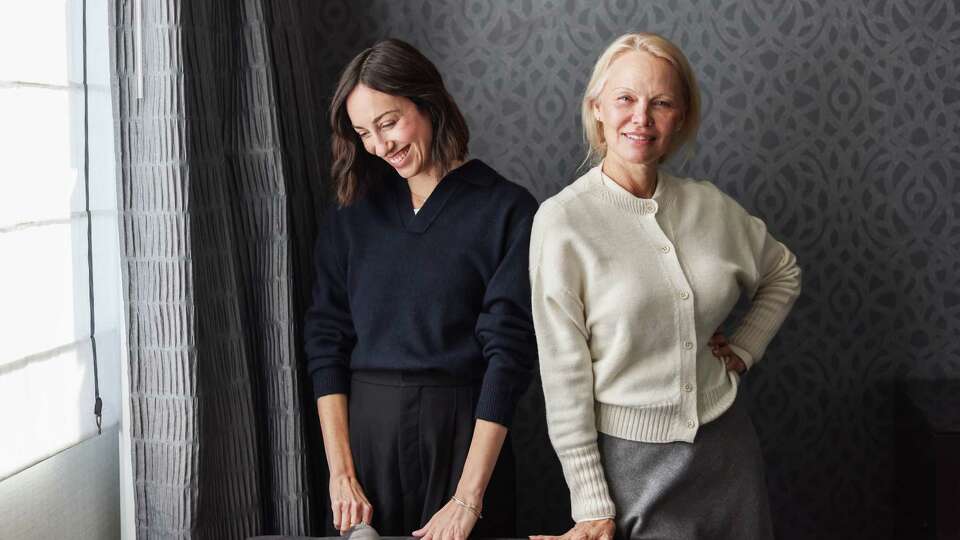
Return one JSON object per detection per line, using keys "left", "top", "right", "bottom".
{"left": 530, "top": 33, "right": 801, "bottom": 540}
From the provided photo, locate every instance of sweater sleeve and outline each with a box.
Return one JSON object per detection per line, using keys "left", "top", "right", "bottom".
{"left": 474, "top": 202, "right": 538, "bottom": 427}
{"left": 728, "top": 211, "right": 802, "bottom": 369}
{"left": 303, "top": 209, "right": 356, "bottom": 399}
{"left": 529, "top": 202, "right": 616, "bottom": 522}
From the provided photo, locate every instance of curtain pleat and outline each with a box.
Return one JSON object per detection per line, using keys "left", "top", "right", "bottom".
{"left": 112, "top": 0, "right": 327, "bottom": 537}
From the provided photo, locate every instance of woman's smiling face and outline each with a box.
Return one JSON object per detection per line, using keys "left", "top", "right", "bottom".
{"left": 593, "top": 51, "right": 686, "bottom": 169}
{"left": 346, "top": 83, "right": 437, "bottom": 183}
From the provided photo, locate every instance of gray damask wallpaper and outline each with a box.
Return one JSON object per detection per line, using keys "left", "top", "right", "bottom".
{"left": 296, "top": 1, "right": 960, "bottom": 539}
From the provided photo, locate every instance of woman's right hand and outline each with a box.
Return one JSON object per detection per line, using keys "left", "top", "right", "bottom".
{"left": 530, "top": 518, "right": 615, "bottom": 540}
{"left": 329, "top": 474, "right": 373, "bottom": 534}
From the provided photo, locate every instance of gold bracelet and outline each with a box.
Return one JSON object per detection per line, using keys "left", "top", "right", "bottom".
{"left": 451, "top": 495, "right": 483, "bottom": 519}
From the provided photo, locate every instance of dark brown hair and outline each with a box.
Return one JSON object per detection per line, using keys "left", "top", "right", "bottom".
{"left": 329, "top": 38, "right": 469, "bottom": 206}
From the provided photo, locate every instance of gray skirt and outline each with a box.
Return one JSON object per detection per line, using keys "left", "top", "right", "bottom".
{"left": 598, "top": 396, "right": 774, "bottom": 540}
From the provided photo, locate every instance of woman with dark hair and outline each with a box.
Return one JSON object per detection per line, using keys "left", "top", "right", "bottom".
{"left": 304, "top": 38, "right": 537, "bottom": 539}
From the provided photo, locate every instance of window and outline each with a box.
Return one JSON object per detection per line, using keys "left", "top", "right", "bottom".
{"left": 0, "top": 0, "right": 120, "bottom": 481}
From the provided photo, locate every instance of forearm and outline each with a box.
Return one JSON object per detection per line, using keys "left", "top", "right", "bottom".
{"left": 317, "top": 394, "right": 356, "bottom": 479}
{"left": 533, "top": 286, "right": 616, "bottom": 521}
{"left": 455, "top": 419, "right": 508, "bottom": 505}
{"left": 730, "top": 240, "right": 802, "bottom": 365}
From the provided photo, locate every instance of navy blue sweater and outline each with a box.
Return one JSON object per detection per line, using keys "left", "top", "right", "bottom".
{"left": 304, "top": 160, "right": 538, "bottom": 427}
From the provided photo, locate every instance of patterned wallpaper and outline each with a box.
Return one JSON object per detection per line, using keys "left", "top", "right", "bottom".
{"left": 299, "top": 1, "right": 960, "bottom": 538}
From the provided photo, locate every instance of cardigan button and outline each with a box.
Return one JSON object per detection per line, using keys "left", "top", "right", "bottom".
{"left": 683, "top": 383, "right": 694, "bottom": 392}
{"left": 679, "top": 291, "right": 690, "bottom": 300}
{"left": 686, "top": 419, "right": 696, "bottom": 429}
{"left": 683, "top": 341, "right": 694, "bottom": 350}
{"left": 660, "top": 245, "right": 671, "bottom": 253}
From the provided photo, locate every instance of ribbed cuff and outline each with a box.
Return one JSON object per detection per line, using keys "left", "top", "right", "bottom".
{"left": 727, "top": 343, "right": 755, "bottom": 369}
{"left": 729, "top": 303, "right": 783, "bottom": 365}
{"left": 311, "top": 365, "right": 351, "bottom": 400}
{"left": 557, "top": 442, "right": 616, "bottom": 522}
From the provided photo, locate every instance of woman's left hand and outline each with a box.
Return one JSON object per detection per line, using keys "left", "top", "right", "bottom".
{"left": 709, "top": 331, "right": 746, "bottom": 374}
{"left": 412, "top": 496, "right": 480, "bottom": 540}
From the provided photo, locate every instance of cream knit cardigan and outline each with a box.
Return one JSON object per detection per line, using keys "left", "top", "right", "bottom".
{"left": 529, "top": 165, "right": 802, "bottom": 522}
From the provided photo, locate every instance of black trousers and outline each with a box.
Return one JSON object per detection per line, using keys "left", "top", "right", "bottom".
{"left": 343, "top": 370, "right": 516, "bottom": 537}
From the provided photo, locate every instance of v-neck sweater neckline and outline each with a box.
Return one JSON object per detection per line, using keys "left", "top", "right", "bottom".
{"left": 392, "top": 159, "right": 485, "bottom": 233}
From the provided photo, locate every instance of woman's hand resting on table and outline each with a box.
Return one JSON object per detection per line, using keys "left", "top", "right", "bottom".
{"left": 530, "top": 518, "right": 616, "bottom": 540}
{"left": 412, "top": 495, "right": 481, "bottom": 540}
{"left": 330, "top": 474, "right": 373, "bottom": 535}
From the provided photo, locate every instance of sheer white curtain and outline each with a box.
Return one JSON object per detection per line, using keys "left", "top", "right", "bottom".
{"left": 0, "top": 0, "right": 121, "bottom": 482}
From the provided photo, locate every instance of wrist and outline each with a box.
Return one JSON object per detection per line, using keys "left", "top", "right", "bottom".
{"left": 329, "top": 469, "right": 357, "bottom": 482}
{"left": 577, "top": 516, "right": 615, "bottom": 522}
{"left": 451, "top": 494, "right": 483, "bottom": 519}
{"left": 454, "top": 485, "right": 484, "bottom": 508}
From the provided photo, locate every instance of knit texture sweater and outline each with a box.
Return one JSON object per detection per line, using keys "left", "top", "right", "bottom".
{"left": 529, "top": 165, "right": 802, "bottom": 521}
{"left": 304, "top": 159, "right": 538, "bottom": 427}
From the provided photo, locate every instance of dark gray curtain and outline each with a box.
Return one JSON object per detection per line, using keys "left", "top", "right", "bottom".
{"left": 111, "top": 0, "right": 329, "bottom": 537}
